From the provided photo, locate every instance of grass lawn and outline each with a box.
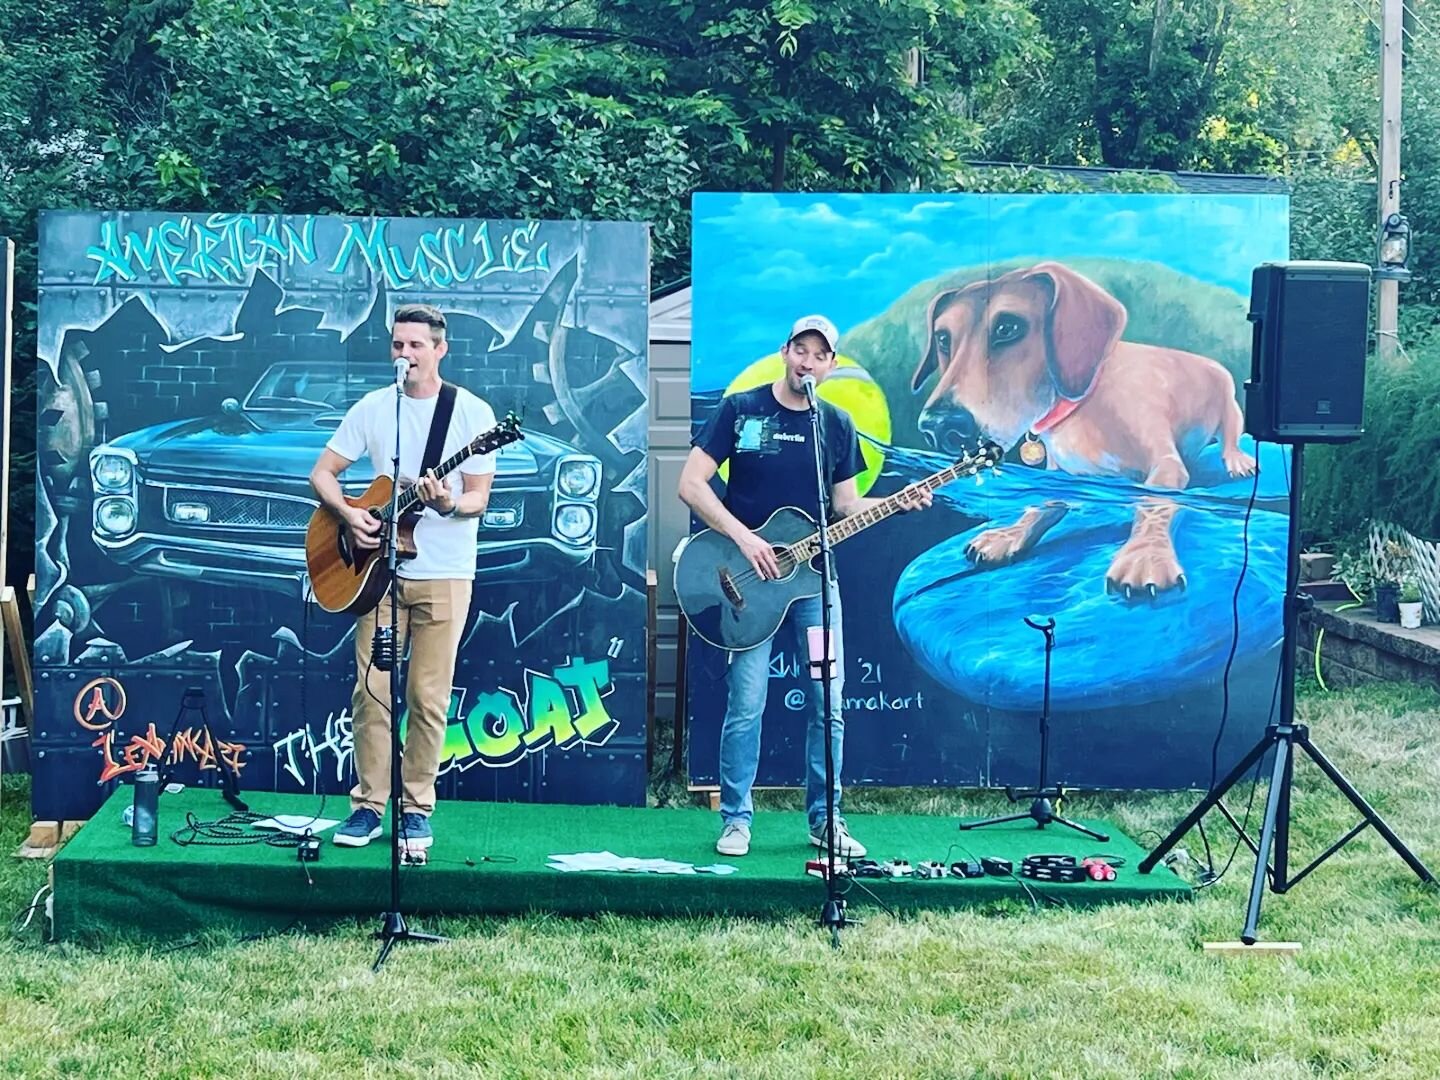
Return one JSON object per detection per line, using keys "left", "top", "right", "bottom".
{"left": 2, "top": 680, "right": 1438, "bottom": 1079}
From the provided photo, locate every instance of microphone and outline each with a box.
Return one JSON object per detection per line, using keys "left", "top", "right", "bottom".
{"left": 394, "top": 357, "right": 410, "bottom": 389}
{"left": 799, "top": 373, "right": 818, "bottom": 408}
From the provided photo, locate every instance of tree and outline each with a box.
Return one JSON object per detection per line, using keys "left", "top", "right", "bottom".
{"left": 559, "top": 0, "right": 1042, "bottom": 192}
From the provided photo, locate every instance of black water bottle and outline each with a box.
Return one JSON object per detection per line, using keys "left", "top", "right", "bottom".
{"left": 132, "top": 767, "right": 159, "bottom": 847}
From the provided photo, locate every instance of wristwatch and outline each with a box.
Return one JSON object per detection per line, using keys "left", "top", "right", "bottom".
{"left": 437, "top": 502, "right": 458, "bottom": 518}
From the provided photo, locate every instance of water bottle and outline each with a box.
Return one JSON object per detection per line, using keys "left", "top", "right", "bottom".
{"left": 132, "top": 767, "right": 159, "bottom": 847}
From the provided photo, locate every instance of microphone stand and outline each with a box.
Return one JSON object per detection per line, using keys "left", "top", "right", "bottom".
{"left": 802, "top": 375, "right": 851, "bottom": 948}
{"left": 373, "top": 357, "right": 445, "bottom": 971}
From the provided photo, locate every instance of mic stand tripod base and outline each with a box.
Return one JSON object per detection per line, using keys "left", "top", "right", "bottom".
{"left": 818, "top": 897, "right": 859, "bottom": 949}
{"left": 959, "top": 788, "right": 1110, "bottom": 843}
{"left": 373, "top": 910, "right": 447, "bottom": 973}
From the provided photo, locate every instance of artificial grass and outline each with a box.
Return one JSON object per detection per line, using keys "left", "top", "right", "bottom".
{"left": 51, "top": 787, "right": 1188, "bottom": 943}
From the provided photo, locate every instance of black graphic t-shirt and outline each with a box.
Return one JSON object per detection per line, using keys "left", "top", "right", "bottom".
{"left": 693, "top": 384, "right": 865, "bottom": 530}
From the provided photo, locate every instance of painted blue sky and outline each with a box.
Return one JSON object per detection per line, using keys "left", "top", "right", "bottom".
{"left": 691, "top": 192, "right": 1289, "bottom": 391}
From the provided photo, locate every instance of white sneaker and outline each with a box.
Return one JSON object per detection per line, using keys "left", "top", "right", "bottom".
{"left": 809, "top": 820, "right": 867, "bottom": 858}
{"left": 716, "top": 822, "right": 751, "bottom": 856}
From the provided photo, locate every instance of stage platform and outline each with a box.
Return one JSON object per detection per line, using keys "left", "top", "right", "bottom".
{"left": 51, "top": 788, "right": 1190, "bottom": 942}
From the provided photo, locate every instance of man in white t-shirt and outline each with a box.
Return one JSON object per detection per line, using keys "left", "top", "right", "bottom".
{"left": 309, "top": 303, "right": 498, "bottom": 852}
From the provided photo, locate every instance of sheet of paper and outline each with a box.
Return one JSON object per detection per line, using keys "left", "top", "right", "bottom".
{"left": 254, "top": 815, "right": 341, "bottom": 835}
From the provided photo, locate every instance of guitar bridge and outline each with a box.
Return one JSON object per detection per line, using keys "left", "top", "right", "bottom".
{"left": 718, "top": 567, "right": 745, "bottom": 610}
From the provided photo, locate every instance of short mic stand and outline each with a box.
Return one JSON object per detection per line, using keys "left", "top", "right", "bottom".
{"left": 802, "top": 375, "right": 852, "bottom": 947}
{"left": 372, "top": 355, "right": 445, "bottom": 971}
{"left": 959, "top": 615, "right": 1109, "bottom": 842}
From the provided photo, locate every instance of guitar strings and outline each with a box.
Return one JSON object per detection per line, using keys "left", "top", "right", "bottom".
{"left": 714, "top": 448, "right": 999, "bottom": 592}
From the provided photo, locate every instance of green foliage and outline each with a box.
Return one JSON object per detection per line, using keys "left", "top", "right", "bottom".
{"left": 840, "top": 255, "right": 1251, "bottom": 442}
{"left": 130, "top": 0, "right": 703, "bottom": 274}
{"left": 1303, "top": 335, "right": 1440, "bottom": 544}
{"left": 579, "top": 0, "right": 1041, "bottom": 193}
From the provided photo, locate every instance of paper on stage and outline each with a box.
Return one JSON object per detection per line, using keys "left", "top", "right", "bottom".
{"left": 254, "top": 815, "right": 341, "bottom": 834}
{"left": 547, "top": 851, "right": 738, "bottom": 875}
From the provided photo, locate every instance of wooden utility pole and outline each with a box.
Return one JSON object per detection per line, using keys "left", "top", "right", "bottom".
{"left": 1377, "top": 0, "right": 1404, "bottom": 364}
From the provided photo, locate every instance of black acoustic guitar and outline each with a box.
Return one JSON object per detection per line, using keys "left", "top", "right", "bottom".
{"left": 675, "top": 443, "right": 1003, "bottom": 651}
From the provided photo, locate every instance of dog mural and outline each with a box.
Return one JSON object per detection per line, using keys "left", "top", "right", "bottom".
{"left": 911, "top": 261, "right": 1257, "bottom": 598}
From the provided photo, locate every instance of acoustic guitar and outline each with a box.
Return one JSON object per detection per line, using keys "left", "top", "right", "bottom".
{"left": 305, "top": 414, "right": 523, "bottom": 614}
{"left": 674, "top": 442, "right": 1003, "bottom": 651}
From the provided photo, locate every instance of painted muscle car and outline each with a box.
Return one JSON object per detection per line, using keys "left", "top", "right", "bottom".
{"left": 87, "top": 362, "right": 602, "bottom": 597}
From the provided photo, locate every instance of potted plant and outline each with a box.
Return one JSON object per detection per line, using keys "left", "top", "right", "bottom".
{"left": 1372, "top": 541, "right": 1410, "bottom": 623}
{"left": 1398, "top": 580, "right": 1424, "bottom": 629}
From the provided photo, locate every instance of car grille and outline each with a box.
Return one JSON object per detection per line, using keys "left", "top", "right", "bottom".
{"left": 163, "top": 487, "right": 316, "bottom": 529}
{"left": 483, "top": 490, "right": 525, "bottom": 529}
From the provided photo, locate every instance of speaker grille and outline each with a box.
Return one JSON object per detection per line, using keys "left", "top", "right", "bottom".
{"left": 1245, "top": 262, "right": 1371, "bottom": 444}
{"left": 1275, "top": 274, "right": 1369, "bottom": 432}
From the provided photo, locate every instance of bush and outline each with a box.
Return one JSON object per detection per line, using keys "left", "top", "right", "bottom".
{"left": 1303, "top": 335, "right": 1440, "bottom": 545}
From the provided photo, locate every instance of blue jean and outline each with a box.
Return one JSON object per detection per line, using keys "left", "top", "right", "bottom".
{"left": 719, "top": 586, "right": 844, "bottom": 833}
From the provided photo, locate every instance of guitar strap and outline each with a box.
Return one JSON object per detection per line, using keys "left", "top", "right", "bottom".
{"left": 420, "top": 381, "right": 458, "bottom": 478}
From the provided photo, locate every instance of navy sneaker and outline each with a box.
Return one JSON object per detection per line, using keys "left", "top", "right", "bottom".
{"left": 400, "top": 812, "right": 433, "bottom": 851}
{"left": 333, "top": 808, "right": 383, "bottom": 847}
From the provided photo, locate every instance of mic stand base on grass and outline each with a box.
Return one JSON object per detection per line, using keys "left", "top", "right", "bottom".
{"left": 372, "top": 373, "right": 446, "bottom": 972}
{"left": 373, "top": 910, "right": 445, "bottom": 971}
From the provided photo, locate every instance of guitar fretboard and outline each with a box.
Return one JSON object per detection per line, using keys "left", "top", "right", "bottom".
{"left": 382, "top": 416, "right": 520, "bottom": 521}
{"left": 784, "top": 449, "right": 1000, "bottom": 563}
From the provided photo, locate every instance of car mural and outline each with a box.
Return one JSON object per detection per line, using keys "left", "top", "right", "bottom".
{"left": 87, "top": 361, "right": 603, "bottom": 598}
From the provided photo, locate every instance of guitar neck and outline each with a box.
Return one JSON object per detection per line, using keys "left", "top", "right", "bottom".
{"left": 392, "top": 442, "right": 478, "bottom": 518}
{"left": 786, "top": 455, "right": 991, "bottom": 562}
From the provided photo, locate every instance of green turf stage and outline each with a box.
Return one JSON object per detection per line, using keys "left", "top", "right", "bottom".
{"left": 51, "top": 787, "right": 1190, "bottom": 942}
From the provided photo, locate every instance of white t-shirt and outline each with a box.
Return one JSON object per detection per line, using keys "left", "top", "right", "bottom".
{"left": 327, "top": 384, "right": 499, "bottom": 580}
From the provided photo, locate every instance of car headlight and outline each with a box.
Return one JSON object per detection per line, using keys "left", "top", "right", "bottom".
{"left": 557, "top": 459, "right": 600, "bottom": 499}
{"left": 553, "top": 504, "right": 595, "bottom": 543}
{"left": 92, "top": 454, "right": 134, "bottom": 493}
{"left": 95, "top": 497, "right": 137, "bottom": 538}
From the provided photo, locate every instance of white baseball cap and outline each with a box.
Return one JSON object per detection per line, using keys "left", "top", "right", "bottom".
{"left": 787, "top": 314, "right": 839, "bottom": 353}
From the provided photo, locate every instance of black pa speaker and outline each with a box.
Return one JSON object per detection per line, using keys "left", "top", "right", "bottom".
{"left": 1244, "top": 261, "right": 1372, "bottom": 444}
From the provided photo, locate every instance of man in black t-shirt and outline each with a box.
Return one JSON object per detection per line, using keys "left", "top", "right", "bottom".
{"left": 679, "top": 314, "right": 932, "bottom": 857}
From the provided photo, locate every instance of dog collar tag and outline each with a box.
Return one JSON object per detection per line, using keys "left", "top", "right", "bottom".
{"left": 1020, "top": 436, "right": 1047, "bottom": 467}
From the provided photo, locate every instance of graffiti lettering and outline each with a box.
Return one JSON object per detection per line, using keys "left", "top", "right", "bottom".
{"left": 92, "top": 724, "right": 247, "bottom": 783}
{"left": 327, "top": 219, "right": 549, "bottom": 290}
{"left": 434, "top": 656, "right": 618, "bottom": 772}
{"left": 271, "top": 708, "right": 354, "bottom": 788}
{"left": 86, "top": 214, "right": 318, "bottom": 286}
{"left": 73, "top": 676, "right": 128, "bottom": 731}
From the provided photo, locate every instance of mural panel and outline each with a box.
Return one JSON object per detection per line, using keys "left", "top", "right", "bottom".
{"left": 34, "top": 212, "right": 650, "bottom": 820}
{"left": 688, "top": 193, "right": 1290, "bottom": 791}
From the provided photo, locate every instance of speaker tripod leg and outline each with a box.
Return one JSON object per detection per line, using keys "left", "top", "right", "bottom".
{"left": 1299, "top": 732, "right": 1436, "bottom": 885}
{"left": 1139, "top": 731, "right": 1274, "bottom": 874}
{"left": 1242, "top": 730, "right": 1295, "bottom": 945}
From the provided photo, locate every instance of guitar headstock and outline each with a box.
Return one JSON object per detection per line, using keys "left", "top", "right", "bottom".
{"left": 956, "top": 440, "right": 1006, "bottom": 475}
{"left": 470, "top": 413, "right": 524, "bottom": 456}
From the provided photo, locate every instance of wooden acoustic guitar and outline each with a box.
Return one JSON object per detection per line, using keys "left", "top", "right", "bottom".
{"left": 674, "top": 442, "right": 1003, "bottom": 651}
{"left": 305, "top": 414, "right": 523, "bottom": 615}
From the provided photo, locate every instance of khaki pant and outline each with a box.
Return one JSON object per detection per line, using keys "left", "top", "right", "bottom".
{"left": 350, "top": 577, "right": 472, "bottom": 817}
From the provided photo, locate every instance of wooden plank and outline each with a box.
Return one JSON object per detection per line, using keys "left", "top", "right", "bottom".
{"left": 0, "top": 585, "right": 32, "bottom": 726}
{"left": 646, "top": 568, "right": 657, "bottom": 771}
